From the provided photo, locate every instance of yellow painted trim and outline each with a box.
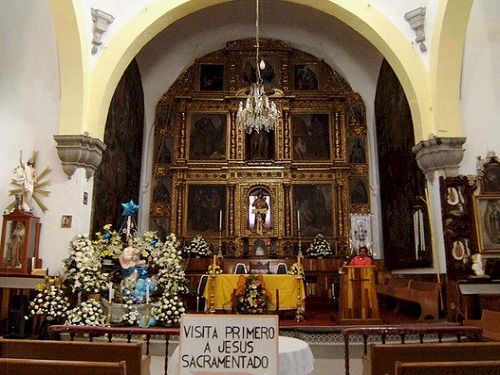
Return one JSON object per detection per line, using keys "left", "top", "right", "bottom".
{"left": 48, "top": 0, "right": 90, "bottom": 135}
{"left": 59, "top": 0, "right": 434, "bottom": 143}
{"left": 429, "top": 0, "right": 473, "bottom": 138}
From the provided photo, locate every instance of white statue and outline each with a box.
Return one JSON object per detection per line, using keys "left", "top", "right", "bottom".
{"left": 14, "top": 151, "right": 36, "bottom": 211}
{"left": 471, "top": 253, "right": 485, "bottom": 276}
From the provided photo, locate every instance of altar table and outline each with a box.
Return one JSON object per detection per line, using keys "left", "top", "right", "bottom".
{"left": 203, "top": 274, "right": 306, "bottom": 310}
{"left": 167, "top": 335, "right": 314, "bottom": 375}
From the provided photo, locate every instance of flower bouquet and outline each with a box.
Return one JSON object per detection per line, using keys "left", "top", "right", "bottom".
{"left": 184, "top": 235, "right": 211, "bottom": 257}
{"left": 287, "top": 263, "right": 304, "bottom": 277}
{"left": 66, "top": 298, "right": 105, "bottom": 326}
{"left": 93, "top": 224, "right": 123, "bottom": 260}
{"left": 306, "top": 233, "right": 332, "bottom": 258}
{"left": 233, "top": 275, "right": 270, "bottom": 314}
{"left": 152, "top": 293, "right": 185, "bottom": 326}
{"left": 29, "top": 277, "right": 70, "bottom": 322}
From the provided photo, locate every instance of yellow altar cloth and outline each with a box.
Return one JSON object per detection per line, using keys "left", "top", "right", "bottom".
{"left": 203, "top": 274, "right": 305, "bottom": 310}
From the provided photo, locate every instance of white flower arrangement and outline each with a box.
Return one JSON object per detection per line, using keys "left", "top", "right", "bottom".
{"left": 287, "top": 263, "right": 304, "bottom": 277}
{"left": 121, "top": 296, "right": 141, "bottom": 326}
{"left": 151, "top": 234, "right": 187, "bottom": 326}
{"left": 63, "top": 234, "right": 106, "bottom": 295}
{"left": 152, "top": 293, "right": 185, "bottom": 326}
{"left": 135, "top": 231, "right": 162, "bottom": 262}
{"left": 66, "top": 299, "right": 105, "bottom": 326}
{"left": 184, "top": 235, "right": 211, "bottom": 257}
{"left": 29, "top": 277, "right": 70, "bottom": 321}
{"left": 207, "top": 264, "right": 223, "bottom": 275}
{"left": 306, "top": 233, "right": 332, "bottom": 257}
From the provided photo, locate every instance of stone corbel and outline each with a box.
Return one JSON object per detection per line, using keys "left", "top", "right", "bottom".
{"left": 412, "top": 136, "right": 466, "bottom": 182}
{"left": 91, "top": 8, "right": 115, "bottom": 55}
{"left": 404, "top": 7, "right": 427, "bottom": 53}
{"left": 53, "top": 134, "right": 107, "bottom": 179}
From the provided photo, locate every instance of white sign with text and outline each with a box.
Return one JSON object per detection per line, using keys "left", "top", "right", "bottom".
{"left": 179, "top": 314, "right": 279, "bottom": 375}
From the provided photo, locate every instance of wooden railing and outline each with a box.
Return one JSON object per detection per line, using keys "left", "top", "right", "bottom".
{"left": 341, "top": 325, "right": 482, "bottom": 375}
{"left": 48, "top": 325, "right": 180, "bottom": 375}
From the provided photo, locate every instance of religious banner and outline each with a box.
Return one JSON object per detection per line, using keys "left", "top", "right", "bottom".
{"left": 179, "top": 314, "right": 279, "bottom": 374}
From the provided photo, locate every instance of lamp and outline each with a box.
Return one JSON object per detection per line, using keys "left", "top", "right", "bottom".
{"left": 236, "top": 0, "right": 281, "bottom": 134}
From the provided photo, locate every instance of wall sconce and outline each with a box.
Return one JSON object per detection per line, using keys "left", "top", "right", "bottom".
{"left": 404, "top": 7, "right": 427, "bottom": 53}
{"left": 91, "top": 8, "right": 114, "bottom": 55}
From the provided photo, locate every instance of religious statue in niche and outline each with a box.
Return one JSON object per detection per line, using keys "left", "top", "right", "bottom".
{"left": 4, "top": 221, "right": 25, "bottom": 269}
{"left": 247, "top": 130, "right": 274, "bottom": 160}
{"left": 348, "top": 138, "right": 366, "bottom": 164}
{"left": 249, "top": 189, "right": 271, "bottom": 235}
{"left": 484, "top": 200, "right": 500, "bottom": 245}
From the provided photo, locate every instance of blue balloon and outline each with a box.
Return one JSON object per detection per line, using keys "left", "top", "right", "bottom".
{"left": 151, "top": 239, "right": 158, "bottom": 248}
{"left": 103, "top": 231, "right": 112, "bottom": 240}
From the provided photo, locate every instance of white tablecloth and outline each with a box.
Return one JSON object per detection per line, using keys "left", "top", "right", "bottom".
{"left": 167, "top": 335, "right": 314, "bottom": 375}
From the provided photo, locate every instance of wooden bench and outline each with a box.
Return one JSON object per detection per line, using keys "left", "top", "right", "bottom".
{"left": 342, "top": 325, "right": 483, "bottom": 375}
{"left": 0, "top": 358, "right": 127, "bottom": 375}
{"left": 376, "top": 277, "right": 410, "bottom": 296}
{"left": 0, "top": 338, "right": 149, "bottom": 375}
{"left": 464, "top": 309, "right": 500, "bottom": 341}
{"left": 392, "top": 280, "right": 440, "bottom": 320}
{"left": 363, "top": 342, "right": 500, "bottom": 375}
{"left": 395, "top": 360, "right": 500, "bottom": 375}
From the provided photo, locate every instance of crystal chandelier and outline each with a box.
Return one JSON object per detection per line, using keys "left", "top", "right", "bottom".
{"left": 236, "top": 0, "right": 281, "bottom": 134}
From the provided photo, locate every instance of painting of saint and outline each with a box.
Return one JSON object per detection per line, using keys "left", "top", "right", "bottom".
{"left": 294, "top": 64, "right": 319, "bottom": 90}
{"left": 292, "top": 114, "right": 330, "bottom": 161}
{"left": 187, "top": 185, "right": 226, "bottom": 236}
{"left": 189, "top": 114, "right": 226, "bottom": 160}
{"left": 242, "top": 58, "right": 276, "bottom": 88}
{"left": 247, "top": 130, "right": 274, "bottom": 160}
{"left": 294, "top": 185, "right": 333, "bottom": 237}
{"left": 348, "top": 138, "right": 366, "bottom": 164}
{"left": 200, "top": 64, "right": 224, "bottom": 91}
{"left": 482, "top": 165, "right": 500, "bottom": 193}
{"left": 350, "top": 177, "right": 369, "bottom": 204}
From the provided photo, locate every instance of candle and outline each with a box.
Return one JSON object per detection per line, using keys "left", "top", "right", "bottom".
{"left": 413, "top": 212, "right": 419, "bottom": 260}
{"left": 108, "top": 282, "right": 114, "bottom": 302}
{"left": 212, "top": 254, "right": 217, "bottom": 271}
{"left": 418, "top": 210, "right": 425, "bottom": 254}
{"left": 297, "top": 210, "right": 301, "bottom": 232}
{"left": 219, "top": 210, "right": 222, "bottom": 232}
{"left": 146, "top": 282, "right": 150, "bottom": 304}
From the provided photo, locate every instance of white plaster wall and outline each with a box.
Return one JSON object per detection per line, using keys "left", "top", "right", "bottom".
{"left": 0, "top": 0, "right": 93, "bottom": 275}
{"left": 460, "top": 0, "right": 500, "bottom": 175}
{"left": 135, "top": 0, "right": 385, "bottom": 255}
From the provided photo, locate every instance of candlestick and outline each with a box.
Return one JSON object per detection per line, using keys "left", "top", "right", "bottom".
{"left": 146, "top": 282, "right": 150, "bottom": 304}
{"left": 413, "top": 211, "right": 419, "bottom": 260}
{"left": 108, "top": 282, "right": 114, "bottom": 302}
{"left": 418, "top": 210, "right": 425, "bottom": 254}
{"left": 297, "top": 210, "right": 301, "bottom": 232}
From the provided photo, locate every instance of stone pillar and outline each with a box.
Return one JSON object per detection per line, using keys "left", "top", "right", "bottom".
{"left": 412, "top": 136, "right": 466, "bottom": 273}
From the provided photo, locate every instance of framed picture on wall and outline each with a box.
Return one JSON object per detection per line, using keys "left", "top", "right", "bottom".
{"left": 291, "top": 113, "right": 330, "bottom": 161}
{"left": 294, "top": 63, "right": 319, "bottom": 90}
{"left": 186, "top": 184, "right": 227, "bottom": 237}
{"left": 293, "top": 184, "right": 333, "bottom": 237}
{"left": 474, "top": 195, "right": 500, "bottom": 254}
{"left": 200, "top": 63, "right": 224, "bottom": 91}
{"left": 242, "top": 57, "right": 277, "bottom": 89}
{"left": 349, "top": 176, "right": 369, "bottom": 204}
{"left": 188, "top": 113, "right": 227, "bottom": 160}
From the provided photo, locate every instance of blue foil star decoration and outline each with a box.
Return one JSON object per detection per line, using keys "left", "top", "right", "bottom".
{"left": 121, "top": 200, "right": 140, "bottom": 216}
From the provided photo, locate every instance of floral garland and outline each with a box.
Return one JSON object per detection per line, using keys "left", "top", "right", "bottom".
{"left": 63, "top": 234, "right": 106, "bottom": 295}
{"left": 184, "top": 235, "right": 211, "bottom": 257}
{"left": 151, "top": 234, "right": 187, "bottom": 326}
{"left": 29, "top": 277, "right": 70, "bottom": 321}
{"left": 233, "top": 275, "right": 270, "bottom": 314}
{"left": 66, "top": 299, "right": 105, "bottom": 326}
{"left": 306, "top": 233, "right": 332, "bottom": 257}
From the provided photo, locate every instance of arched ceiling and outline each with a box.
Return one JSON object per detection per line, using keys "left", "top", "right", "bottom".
{"left": 49, "top": 0, "right": 473, "bottom": 144}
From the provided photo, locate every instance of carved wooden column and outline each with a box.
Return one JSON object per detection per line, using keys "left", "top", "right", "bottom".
{"left": 229, "top": 110, "right": 237, "bottom": 160}
{"left": 175, "top": 181, "right": 185, "bottom": 236}
{"left": 333, "top": 111, "right": 342, "bottom": 161}
{"left": 283, "top": 183, "right": 291, "bottom": 236}
{"left": 177, "top": 104, "right": 187, "bottom": 161}
{"left": 282, "top": 108, "right": 291, "bottom": 160}
{"left": 336, "top": 178, "right": 345, "bottom": 240}
{"left": 228, "top": 184, "right": 236, "bottom": 237}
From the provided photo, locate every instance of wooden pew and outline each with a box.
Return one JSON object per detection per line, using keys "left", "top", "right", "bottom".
{"left": 376, "top": 277, "right": 410, "bottom": 296}
{"left": 392, "top": 280, "right": 440, "bottom": 320}
{"left": 0, "top": 358, "right": 127, "bottom": 375}
{"left": 0, "top": 339, "right": 149, "bottom": 375}
{"left": 395, "top": 360, "right": 500, "bottom": 375}
{"left": 342, "top": 325, "right": 482, "bottom": 375}
{"left": 464, "top": 309, "right": 500, "bottom": 341}
{"left": 363, "top": 342, "right": 500, "bottom": 375}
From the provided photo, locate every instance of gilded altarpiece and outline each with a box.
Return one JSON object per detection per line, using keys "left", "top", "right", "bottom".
{"left": 150, "top": 39, "right": 369, "bottom": 258}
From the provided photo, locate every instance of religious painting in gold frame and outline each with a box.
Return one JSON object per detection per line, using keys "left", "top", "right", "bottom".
{"left": 291, "top": 113, "right": 330, "bottom": 161}
{"left": 186, "top": 184, "right": 227, "bottom": 238}
{"left": 188, "top": 113, "right": 227, "bottom": 161}
{"left": 473, "top": 195, "right": 500, "bottom": 255}
{"left": 294, "top": 63, "right": 319, "bottom": 90}
{"left": 293, "top": 184, "right": 333, "bottom": 237}
{"left": 199, "top": 63, "right": 224, "bottom": 91}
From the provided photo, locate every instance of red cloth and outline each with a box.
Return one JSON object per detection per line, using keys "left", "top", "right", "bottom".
{"left": 350, "top": 256, "right": 373, "bottom": 266}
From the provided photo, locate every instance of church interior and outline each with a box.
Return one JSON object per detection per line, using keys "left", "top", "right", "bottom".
{"left": 1, "top": 1, "right": 500, "bottom": 374}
